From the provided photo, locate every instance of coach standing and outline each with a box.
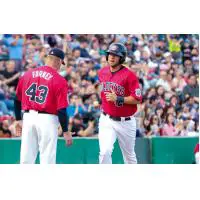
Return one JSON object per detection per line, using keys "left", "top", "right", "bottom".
{"left": 14, "top": 48, "right": 72, "bottom": 164}
{"left": 97, "top": 43, "right": 142, "bottom": 164}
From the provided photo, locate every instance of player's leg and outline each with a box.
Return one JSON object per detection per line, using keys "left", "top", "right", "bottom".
{"left": 195, "top": 152, "right": 199, "bottom": 164}
{"left": 98, "top": 113, "right": 117, "bottom": 164}
{"left": 20, "top": 113, "right": 39, "bottom": 164}
{"left": 114, "top": 117, "right": 137, "bottom": 164}
{"left": 36, "top": 114, "right": 59, "bottom": 164}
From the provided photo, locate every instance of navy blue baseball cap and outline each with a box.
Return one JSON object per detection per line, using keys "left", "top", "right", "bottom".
{"left": 48, "top": 48, "right": 65, "bottom": 65}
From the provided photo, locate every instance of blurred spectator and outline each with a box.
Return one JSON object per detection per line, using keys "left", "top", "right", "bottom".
{"left": 171, "top": 68, "right": 187, "bottom": 92}
{"left": 155, "top": 106, "right": 164, "bottom": 121}
{"left": 67, "top": 94, "right": 87, "bottom": 118}
{"left": 182, "top": 74, "right": 199, "bottom": 102}
{"left": 167, "top": 34, "right": 182, "bottom": 62}
{"left": 74, "top": 39, "right": 91, "bottom": 58}
{"left": 156, "top": 71, "right": 171, "bottom": 91}
{"left": 169, "top": 95, "right": 181, "bottom": 113}
{"left": 3, "top": 34, "right": 24, "bottom": 71}
{"left": 146, "top": 115, "right": 161, "bottom": 137}
{"left": 181, "top": 39, "right": 192, "bottom": 62}
{"left": 0, "top": 118, "right": 12, "bottom": 138}
{"left": 162, "top": 114, "right": 183, "bottom": 136}
{"left": 0, "top": 60, "right": 20, "bottom": 89}
{"left": 69, "top": 113, "right": 95, "bottom": 137}
{"left": 139, "top": 117, "right": 151, "bottom": 137}
{"left": 155, "top": 85, "right": 166, "bottom": 107}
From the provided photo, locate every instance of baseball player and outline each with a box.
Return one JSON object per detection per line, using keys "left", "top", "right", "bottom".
{"left": 97, "top": 43, "right": 142, "bottom": 164}
{"left": 14, "top": 48, "right": 72, "bottom": 164}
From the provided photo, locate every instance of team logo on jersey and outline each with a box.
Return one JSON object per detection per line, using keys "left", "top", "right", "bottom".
{"left": 102, "top": 82, "right": 125, "bottom": 96}
{"left": 135, "top": 88, "right": 141, "bottom": 97}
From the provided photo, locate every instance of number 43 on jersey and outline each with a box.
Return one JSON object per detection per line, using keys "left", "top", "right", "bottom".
{"left": 25, "top": 83, "right": 48, "bottom": 104}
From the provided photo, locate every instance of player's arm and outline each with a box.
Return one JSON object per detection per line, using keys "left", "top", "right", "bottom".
{"left": 57, "top": 108, "right": 69, "bottom": 134}
{"left": 58, "top": 108, "right": 73, "bottom": 146}
{"left": 123, "top": 96, "right": 140, "bottom": 105}
{"left": 105, "top": 90, "right": 140, "bottom": 105}
{"left": 14, "top": 76, "right": 24, "bottom": 136}
{"left": 14, "top": 75, "right": 23, "bottom": 120}
{"left": 14, "top": 97, "right": 22, "bottom": 121}
{"left": 57, "top": 107, "right": 72, "bottom": 147}
{"left": 56, "top": 81, "right": 73, "bottom": 146}
{"left": 124, "top": 73, "right": 142, "bottom": 105}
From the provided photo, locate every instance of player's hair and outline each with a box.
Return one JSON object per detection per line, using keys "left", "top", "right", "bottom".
{"left": 46, "top": 55, "right": 61, "bottom": 70}
{"left": 46, "top": 55, "right": 61, "bottom": 63}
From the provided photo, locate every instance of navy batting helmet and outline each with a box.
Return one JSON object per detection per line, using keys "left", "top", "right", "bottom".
{"left": 106, "top": 43, "right": 127, "bottom": 64}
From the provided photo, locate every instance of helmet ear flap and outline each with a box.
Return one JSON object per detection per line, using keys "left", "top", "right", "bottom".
{"left": 119, "top": 57, "right": 125, "bottom": 64}
{"left": 106, "top": 53, "right": 109, "bottom": 61}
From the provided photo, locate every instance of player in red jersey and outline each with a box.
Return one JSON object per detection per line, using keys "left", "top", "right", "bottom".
{"left": 194, "top": 143, "right": 199, "bottom": 164}
{"left": 14, "top": 48, "right": 73, "bottom": 164}
{"left": 97, "top": 43, "right": 142, "bottom": 164}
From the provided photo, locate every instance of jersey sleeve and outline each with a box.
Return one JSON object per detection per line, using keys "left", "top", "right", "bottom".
{"left": 56, "top": 79, "right": 68, "bottom": 110}
{"left": 16, "top": 75, "right": 24, "bottom": 101}
{"left": 127, "top": 72, "right": 142, "bottom": 103}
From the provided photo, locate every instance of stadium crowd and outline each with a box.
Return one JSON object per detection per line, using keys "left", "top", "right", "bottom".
{"left": 0, "top": 34, "right": 199, "bottom": 138}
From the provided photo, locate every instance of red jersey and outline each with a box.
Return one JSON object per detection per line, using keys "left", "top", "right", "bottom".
{"left": 194, "top": 143, "right": 199, "bottom": 154}
{"left": 16, "top": 66, "right": 68, "bottom": 115}
{"left": 98, "top": 66, "right": 142, "bottom": 117}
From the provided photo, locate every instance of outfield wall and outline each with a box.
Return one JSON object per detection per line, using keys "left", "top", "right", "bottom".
{"left": 0, "top": 137, "right": 198, "bottom": 164}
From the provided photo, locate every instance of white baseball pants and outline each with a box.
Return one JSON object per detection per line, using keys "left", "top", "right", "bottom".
{"left": 20, "top": 110, "right": 59, "bottom": 164}
{"left": 98, "top": 113, "right": 137, "bottom": 164}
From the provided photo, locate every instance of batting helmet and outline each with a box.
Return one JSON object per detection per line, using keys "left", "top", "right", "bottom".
{"left": 106, "top": 43, "right": 127, "bottom": 64}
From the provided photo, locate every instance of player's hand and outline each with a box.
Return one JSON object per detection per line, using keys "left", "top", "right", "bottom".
{"left": 105, "top": 88, "right": 117, "bottom": 102}
{"left": 15, "top": 120, "right": 22, "bottom": 137}
{"left": 63, "top": 132, "right": 73, "bottom": 146}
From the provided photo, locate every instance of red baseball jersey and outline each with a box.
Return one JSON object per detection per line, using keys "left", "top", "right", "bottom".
{"left": 98, "top": 65, "right": 142, "bottom": 117}
{"left": 16, "top": 66, "right": 68, "bottom": 115}
{"left": 194, "top": 143, "right": 199, "bottom": 154}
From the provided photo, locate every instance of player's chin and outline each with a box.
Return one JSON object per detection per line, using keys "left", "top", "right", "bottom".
{"left": 110, "top": 64, "right": 118, "bottom": 68}
{"left": 109, "top": 61, "right": 117, "bottom": 67}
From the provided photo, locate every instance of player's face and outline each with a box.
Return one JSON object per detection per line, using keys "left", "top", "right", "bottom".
{"left": 108, "top": 53, "right": 120, "bottom": 67}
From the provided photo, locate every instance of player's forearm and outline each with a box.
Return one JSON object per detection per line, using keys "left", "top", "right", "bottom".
{"left": 124, "top": 96, "right": 140, "bottom": 105}
{"left": 105, "top": 90, "right": 141, "bottom": 105}
{"left": 58, "top": 108, "right": 68, "bottom": 133}
{"left": 14, "top": 98, "right": 22, "bottom": 121}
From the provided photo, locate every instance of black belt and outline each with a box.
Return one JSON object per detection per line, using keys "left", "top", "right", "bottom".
{"left": 103, "top": 111, "right": 131, "bottom": 121}
{"left": 24, "top": 110, "right": 52, "bottom": 114}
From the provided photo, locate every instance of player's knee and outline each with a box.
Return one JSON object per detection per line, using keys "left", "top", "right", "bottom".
{"left": 100, "top": 149, "right": 112, "bottom": 157}
{"left": 99, "top": 150, "right": 113, "bottom": 164}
